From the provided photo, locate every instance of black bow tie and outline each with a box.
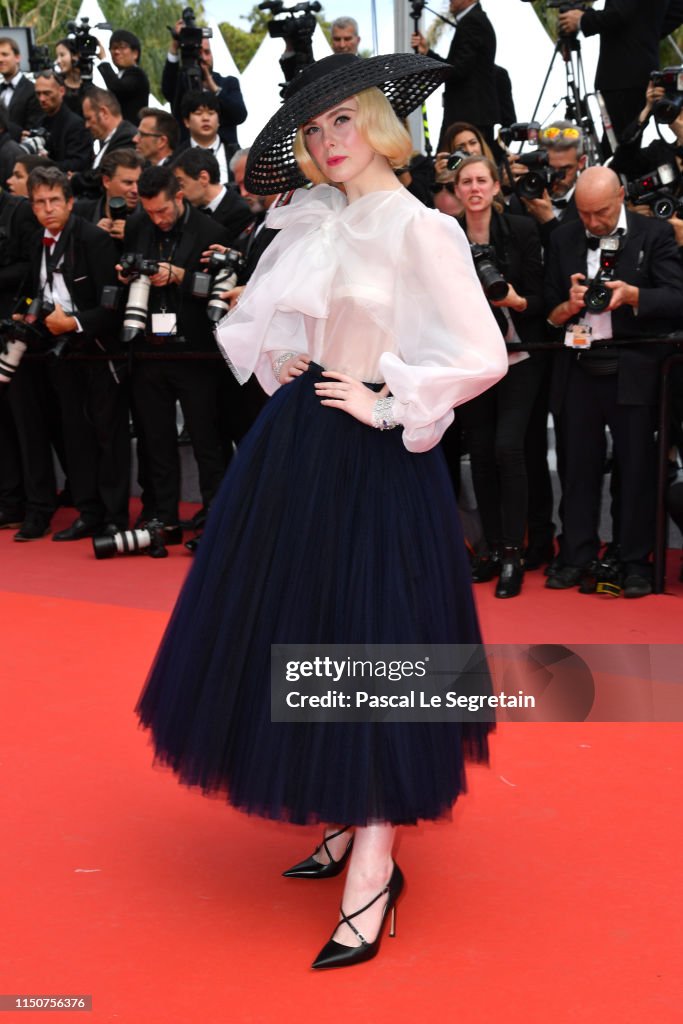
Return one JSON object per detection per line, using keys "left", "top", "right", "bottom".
{"left": 0, "top": 82, "right": 14, "bottom": 92}
{"left": 586, "top": 236, "right": 601, "bottom": 250}
{"left": 553, "top": 198, "right": 569, "bottom": 210}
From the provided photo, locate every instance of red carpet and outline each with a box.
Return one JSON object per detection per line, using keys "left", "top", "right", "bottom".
{"left": 2, "top": 506, "right": 682, "bottom": 1023}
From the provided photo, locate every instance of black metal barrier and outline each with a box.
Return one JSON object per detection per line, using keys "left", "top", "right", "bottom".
{"left": 17, "top": 334, "right": 683, "bottom": 593}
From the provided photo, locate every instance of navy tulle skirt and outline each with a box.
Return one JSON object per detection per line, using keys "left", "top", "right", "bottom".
{"left": 136, "top": 365, "right": 490, "bottom": 826}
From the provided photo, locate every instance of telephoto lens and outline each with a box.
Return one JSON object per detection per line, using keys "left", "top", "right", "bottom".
{"left": 93, "top": 526, "right": 168, "bottom": 559}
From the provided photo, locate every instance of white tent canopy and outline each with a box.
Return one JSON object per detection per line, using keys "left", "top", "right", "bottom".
{"left": 207, "top": 17, "right": 241, "bottom": 79}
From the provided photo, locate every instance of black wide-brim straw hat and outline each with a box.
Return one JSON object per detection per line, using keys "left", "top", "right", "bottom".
{"left": 245, "top": 52, "right": 452, "bottom": 194}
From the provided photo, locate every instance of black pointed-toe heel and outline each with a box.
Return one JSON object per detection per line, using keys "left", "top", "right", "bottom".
{"left": 311, "top": 862, "right": 404, "bottom": 970}
{"left": 282, "top": 826, "right": 354, "bottom": 879}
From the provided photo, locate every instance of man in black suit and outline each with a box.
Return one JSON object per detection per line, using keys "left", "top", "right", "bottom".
{"left": 74, "top": 148, "right": 144, "bottom": 248}
{"left": 558, "top": 1, "right": 671, "bottom": 139}
{"left": 162, "top": 26, "right": 247, "bottom": 148}
{"left": 411, "top": 0, "right": 498, "bottom": 149}
{"left": 31, "top": 71, "right": 92, "bottom": 173}
{"left": 171, "top": 148, "right": 251, "bottom": 242}
{"left": 508, "top": 120, "right": 586, "bottom": 250}
{"left": 0, "top": 36, "right": 41, "bottom": 136}
{"left": 120, "top": 165, "right": 230, "bottom": 534}
{"left": 96, "top": 30, "right": 149, "bottom": 126}
{"left": 133, "top": 108, "right": 178, "bottom": 168}
{"left": 81, "top": 88, "right": 137, "bottom": 169}
{"left": 545, "top": 166, "right": 683, "bottom": 596}
{"left": 175, "top": 91, "right": 234, "bottom": 184}
{"left": 8, "top": 166, "right": 128, "bottom": 541}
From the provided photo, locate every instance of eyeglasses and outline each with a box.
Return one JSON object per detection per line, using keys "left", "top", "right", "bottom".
{"left": 430, "top": 182, "right": 456, "bottom": 195}
{"left": 539, "top": 126, "right": 582, "bottom": 143}
{"left": 135, "top": 130, "right": 162, "bottom": 138}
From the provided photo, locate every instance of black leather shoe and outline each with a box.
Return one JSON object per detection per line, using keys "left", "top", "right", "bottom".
{"left": 311, "top": 863, "right": 404, "bottom": 970}
{"left": 0, "top": 509, "right": 24, "bottom": 529}
{"left": 14, "top": 516, "right": 51, "bottom": 541}
{"left": 52, "top": 517, "right": 103, "bottom": 541}
{"left": 98, "top": 523, "right": 126, "bottom": 538}
{"left": 495, "top": 548, "right": 524, "bottom": 598}
{"left": 622, "top": 574, "right": 653, "bottom": 598}
{"left": 283, "top": 827, "right": 353, "bottom": 879}
{"left": 471, "top": 551, "right": 501, "bottom": 583}
{"left": 545, "top": 565, "right": 585, "bottom": 590}
{"left": 184, "top": 536, "right": 200, "bottom": 554}
{"left": 158, "top": 524, "right": 183, "bottom": 546}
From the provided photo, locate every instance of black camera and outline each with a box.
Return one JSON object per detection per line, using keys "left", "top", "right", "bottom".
{"left": 119, "top": 253, "right": 159, "bottom": 343}
{"left": 108, "top": 196, "right": 129, "bottom": 221}
{"left": 583, "top": 236, "right": 621, "bottom": 314}
{"left": 120, "top": 252, "right": 159, "bottom": 278}
{"left": 651, "top": 66, "right": 683, "bottom": 124}
{"left": 446, "top": 148, "right": 468, "bottom": 172}
{"left": 192, "top": 249, "right": 246, "bottom": 322}
{"left": 470, "top": 245, "right": 509, "bottom": 302}
{"left": 29, "top": 45, "right": 53, "bottom": 74}
{"left": 499, "top": 122, "right": 540, "bottom": 148}
{"left": 92, "top": 520, "right": 170, "bottom": 560}
{"left": 626, "top": 164, "right": 682, "bottom": 219}
{"left": 513, "top": 150, "right": 565, "bottom": 201}
{"left": 260, "top": 0, "right": 322, "bottom": 86}
{"left": 20, "top": 127, "right": 50, "bottom": 157}
{"left": 65, "top": 17, "right": 102, "bottom": 81}
{"left": 514, "top": 151, "right": 567, "bottom": 200}
{"left": 168, "top": 7, "right": 212, "bottom": 89}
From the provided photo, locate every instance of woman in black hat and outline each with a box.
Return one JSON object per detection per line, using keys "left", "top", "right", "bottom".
{"left": 137, "top": 53, "right": 507, "bottom": 970}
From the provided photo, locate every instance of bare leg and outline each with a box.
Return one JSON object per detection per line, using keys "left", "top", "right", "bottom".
{"left": 332, "top": 823, "right": 395, "bottom": 947}
{"left": 313, "top": 825, "right": 354, "bottom": 865}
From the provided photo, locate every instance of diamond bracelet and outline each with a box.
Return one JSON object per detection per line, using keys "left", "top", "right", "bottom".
{"left": 372, "top": 396, "right": 398, "bottom": 430}
{"left": 272, "top": 351, "right": 299, "bottom": 384}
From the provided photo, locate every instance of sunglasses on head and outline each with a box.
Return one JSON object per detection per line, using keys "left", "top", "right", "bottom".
{"left": 539, "top": 126, "right": 582, "bottom": 143}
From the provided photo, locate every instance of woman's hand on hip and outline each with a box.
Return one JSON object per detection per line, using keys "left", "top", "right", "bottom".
{"left": 315, "top": 371, "right": 389, "bottom": 425}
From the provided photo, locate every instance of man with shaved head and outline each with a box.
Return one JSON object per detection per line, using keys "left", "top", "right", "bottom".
{"left": 545, "top": 166, "right": 683, "bottom": 597}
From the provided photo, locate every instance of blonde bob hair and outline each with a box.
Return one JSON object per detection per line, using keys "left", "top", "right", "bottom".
{"left": 293, "top": 86, "right": 413, "bottom": 185}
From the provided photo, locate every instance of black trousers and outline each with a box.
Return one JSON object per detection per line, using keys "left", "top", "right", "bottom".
{"left": 601, "top": 87, "right": 647, "bottom": 142}
{"left": 524, "top": 354, "right": 555, "bottom": 551}
{"left": 131, "top": 359, "right": 225, "bottom": 524}
{"left": 558, "top": 362, "right": 657, "bottom": 572}
{"left": 216, "top": 364, "right": 267, "bottom": 467}
{"left": 0, "top": 387, "right": 24, "bottom": 515}
{"left": 459, "top": 355, "right": 543, "bottom": 549}
{"left": 8, "top": 355, "right": 130, "bottom": 525}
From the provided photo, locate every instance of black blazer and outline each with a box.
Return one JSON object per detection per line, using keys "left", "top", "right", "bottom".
{"left": 124, "top": 202, "right": 230, "bottom": 350}
{"left": 0, "top": 193, "right": 38, "bottom": 316}
{"left": 39, "top": 104, "right": 93, "bottom": 173}
{"left": 459, "top": 210, "right": 546, "bottom": 346}
{"left": 428, "top": 3, "right": 498, "bottom": 140}
{"left": 27, "top": 215, "right": 122, "bottom": 347}
{"left": 7, "top": 75, "right": 41, "bottom": 136}
{"left": 97, "top": 63, "right": 150, "bottom": 125}
{"left": 581, "top": 0, "right": 670, "bottom": 91}
{"left": 70, "top": 120, "right": 139, "bottom": 198}
{"left": 161, "top": 61, "right": 247, "bottom": 146}
{"left": 206, "top": 189, "right": 252, "bottom": 243}
{"left": 545, "top": 209, "right": 683, "bottom": 408}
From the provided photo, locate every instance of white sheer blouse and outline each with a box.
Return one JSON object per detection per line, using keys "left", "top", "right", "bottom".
{"left": 215, "top": 184, "right": 508, "bottom": 452}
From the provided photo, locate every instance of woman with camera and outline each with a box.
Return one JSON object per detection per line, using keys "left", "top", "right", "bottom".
{"left": 54, "top": 39, "right": 86, "bottom": 117}
{"left": 434, "top": 121, "right": 495, "bottom": 178}
{"left": 454, "top": 155, "right": 546, "bottom": 598}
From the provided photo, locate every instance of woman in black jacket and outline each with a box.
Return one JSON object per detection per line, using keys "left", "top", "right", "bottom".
{"left": 454, "top": 155, "right": 546, "bottom": 597}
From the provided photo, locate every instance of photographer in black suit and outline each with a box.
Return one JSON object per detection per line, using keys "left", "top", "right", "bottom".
{"left": 558, "top": 1, "right": 671, "bottom": 139}
{"left": 0, "top": 36, "right": 41, "bottom": 136}
{"left": 8, "top": 167, "right": 128, "bottom": 541}
{"left": 31, "top": 71, "right": 92, "bottom": 173}
{"left": 171, "top": 148, "right": 251, "bottom": 242}
{"left": 411, "top": 0, "right": 498, "bottom": 149}
{"left": 96, "top": 30, "right": 149, "bottom": 126}
{"left": 545, "top": 166, "right": 683, "bottom": 596}
{"left": 162, "top": 24, "right": 247, "bottom": 148}
{"left": 121, "top": 165, "right": 230, "bottom": 534}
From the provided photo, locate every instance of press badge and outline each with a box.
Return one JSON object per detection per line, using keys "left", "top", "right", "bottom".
{"left": 564, "top": 324, "right": 593, "bottom": 349}
{"left": 151, "top": 313, "right": 177, "bottom": 336}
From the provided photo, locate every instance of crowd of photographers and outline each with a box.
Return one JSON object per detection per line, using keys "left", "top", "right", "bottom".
{"left": 2, "top": 1, "right": 683, "bottom": 596}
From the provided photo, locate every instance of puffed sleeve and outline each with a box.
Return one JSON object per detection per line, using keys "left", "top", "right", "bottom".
{"left": 382, "top": 207, "right": 508, "bottom": 452}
